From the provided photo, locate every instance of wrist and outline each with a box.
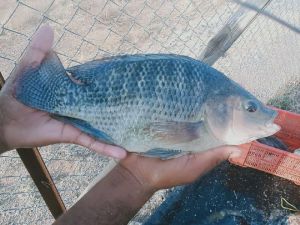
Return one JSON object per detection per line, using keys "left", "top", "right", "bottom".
{"left": 55, "top": 160, "right": 156, "bottom": 225}
{"left": 116, "top": 162, "right": 157, "bottom": 194}
{"left": 119, "top": 155, "right": 161, "bottom": 192}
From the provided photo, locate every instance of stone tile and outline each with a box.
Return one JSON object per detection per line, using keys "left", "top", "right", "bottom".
{"left": 5, "top": 4, "right": 43, "bottom": 37}
{"left": 117, "top": 40, "right": 136, "bottom": 54}
{"left": 156, "top": 0, "right": 174, "bottom": 18}
{"left": 111, "top": 0, "right": 128, "bottom": 8}
{"left": 79, "top": 0, "right": 106, "bottom": 16}
{"left": 0, "top": 29, "right": 28, "bottom": 60}
{"left": 55, "top": 31, "right": 82, "bottom": 57}
{"left": 45, "top": 0, "right": 78, "bottom": 25}
{"left": 146, "top": 0, "right": 163, "bottom": 11}
{"left": 20, "top": 0, "right": 53, "bottom": 12}
{"left": 146, "top": 16, "right": 164, "bottom": 39}
{"left": 66, "top": 8, "right": 95, "bottom": 37}
{"left": 85, "top": 21, "right": 110, "bottom": 45}
{"left": 97, "top": 0, "right": 121, "bottom": 26}
{"left": 135, "top": 5, "right": 155, "bottom": 27}
{"left": 126, "top": 23, "right": 149, "bottom": 46}
{"left": 0, "top": 0, "right": 18, "bottom": 25}
{"left": 0, "top": 57, "right": 15, "bottom": 78}
{"left": 124, "top": 0, "right": 144, "bottom": 18}
{"left": 111, "top": 13, "right": 134, "bottom": 36}
{"left": 174, "top": 0, "right": 191, "bottom": 13}
{"left": 73, "top": 40, "right": 98, "bottom": 62}
{"left": 102, "top": 31, "right": 123, "bottom": 53}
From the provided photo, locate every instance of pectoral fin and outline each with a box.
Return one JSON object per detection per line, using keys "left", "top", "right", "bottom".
{"left": 52, "top": 115, "right": 115, "bottom": 145}
{"left": 141, "top": 148, "right": 187, "bottom": 160}
{"left": 146, "top": 121, "right": 203, "bottom": 144}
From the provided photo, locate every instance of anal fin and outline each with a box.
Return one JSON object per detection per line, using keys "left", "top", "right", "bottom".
{"left": 141, "top": 148, "right": 187, "bottom": 160}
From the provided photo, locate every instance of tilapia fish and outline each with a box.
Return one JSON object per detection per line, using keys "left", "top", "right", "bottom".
{"left": 16, "top": 52, "right": 280, "bottom": 159}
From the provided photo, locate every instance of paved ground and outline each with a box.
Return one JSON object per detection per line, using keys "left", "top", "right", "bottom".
{"left": 0, "top": 0, "right": 299, "bottom": 224}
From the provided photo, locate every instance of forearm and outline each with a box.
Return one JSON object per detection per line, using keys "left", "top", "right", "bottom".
{"left": 0, "top": 101, "right": 11, "bottom": 154}
{"left": 0, "top": 109, "right": 6, "bottom": 154}
{"left": 53, "top": 164, "right": 156, "bottom": 225}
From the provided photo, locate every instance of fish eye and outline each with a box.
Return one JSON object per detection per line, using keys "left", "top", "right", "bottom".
{"left": 244, "top": 100, "right": 258, "bottom": 113}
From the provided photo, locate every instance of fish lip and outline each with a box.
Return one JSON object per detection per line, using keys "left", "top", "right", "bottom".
{"left": 263, "top": 110, "right": 281, "bottom": 135}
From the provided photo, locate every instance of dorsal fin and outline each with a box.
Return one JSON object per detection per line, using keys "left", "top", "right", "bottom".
{"left": 65, "top": 54, "right": 200, "bottom": 85}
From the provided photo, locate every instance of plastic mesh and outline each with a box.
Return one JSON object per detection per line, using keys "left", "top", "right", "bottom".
{"left": 243, "top": 143, "right": 300, "bottom": 185}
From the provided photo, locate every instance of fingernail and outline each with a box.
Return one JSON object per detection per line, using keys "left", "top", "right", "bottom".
{"left": 31, "top": 24, "right": 54, "bottom": 50}
{"left": 229, "top": 147, "right": 242, "bottom": 159}
{"left": 109, "top": 147, "right": 127, "bottom": 159}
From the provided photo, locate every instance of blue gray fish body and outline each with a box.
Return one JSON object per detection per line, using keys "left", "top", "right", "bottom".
{"left": 16, "top": 52, "right": 280, "bottom": 158}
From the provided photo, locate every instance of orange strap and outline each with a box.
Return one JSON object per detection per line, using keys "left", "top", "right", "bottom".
{"left": 229, "top": 107, "right": 300, "bottom": 185}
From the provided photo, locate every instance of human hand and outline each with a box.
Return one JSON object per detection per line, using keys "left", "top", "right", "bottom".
{"left": 0, "top": 25, "right": 126, "bottom": 159}
{"left": 53, "top": 146, "right": 241, "bottom": 225}
{"left": 120, "top": 146, "right": 242, "bottom": 190}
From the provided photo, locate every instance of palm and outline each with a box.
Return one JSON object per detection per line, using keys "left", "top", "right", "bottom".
{"left": 1, "top": 94, "right": 72, "bottom": 148}
{"left": 120, "top": 145, "right": 241, "bottom": 189}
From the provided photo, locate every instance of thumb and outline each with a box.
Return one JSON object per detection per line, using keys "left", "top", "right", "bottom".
{"left": 187, "top": 146, "right": 242, "bottom": 176}
{"left": 19, "top": 24, "right": 54, "bottom": 71}
{"left": 22, "top": 24, "right": 54, "bottom": 68}
{"left": 206, "top": 145, "right": 242, "bottom": 165}
{"left": 223, "top": 145, "right": 243, "bottom": 159}
{"left": 5, "top": 25, "right": 54, "bottom": 94}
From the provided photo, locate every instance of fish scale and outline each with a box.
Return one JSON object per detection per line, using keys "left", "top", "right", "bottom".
{"left": 16, "top": 52, "right": 280, "bottom": 158}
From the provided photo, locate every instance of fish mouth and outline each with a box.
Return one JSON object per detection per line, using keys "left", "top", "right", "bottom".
{"left": 245, "top": 122, "right": 280, "bottom": 144}
{"left": 262, "top": 110, "right": 281, "bottom": 135}
{"left": 264, "top": 122, "right": 281, "bottom": 134}
{"left": 241, "top": 125, "right": 280, "bottom": 145}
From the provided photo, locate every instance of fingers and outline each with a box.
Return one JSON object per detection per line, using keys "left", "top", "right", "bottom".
{"left": 22, "top": 24, "right": 54, "bottom": 68}
{"left": 73, "top": 133, "right": 127, "bottom": 159}
{"left": 205, "top": 145, "right": 242, "bottom": 163}
{"left": 158, "top": 146, "right": 242, "bottom": 187}
{"left": 118, "top": 146, "right": 242, "bottom": 189}
{"left": 57, "top": 122, "right": 127, "bottom": 159}
{"left": 190, "top": 146, "right": 242, "bottom": 172}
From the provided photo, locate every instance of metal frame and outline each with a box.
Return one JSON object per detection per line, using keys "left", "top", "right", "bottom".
{"left": 200, "top": 0, "right": 273, "bottom": 65}
{"left": 0, "top": 72, "right": 66, "bottom": 219}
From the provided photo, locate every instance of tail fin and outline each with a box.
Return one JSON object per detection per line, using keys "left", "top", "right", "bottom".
{"left": 15, "top": 51, "right": 66, "bottom": 112}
